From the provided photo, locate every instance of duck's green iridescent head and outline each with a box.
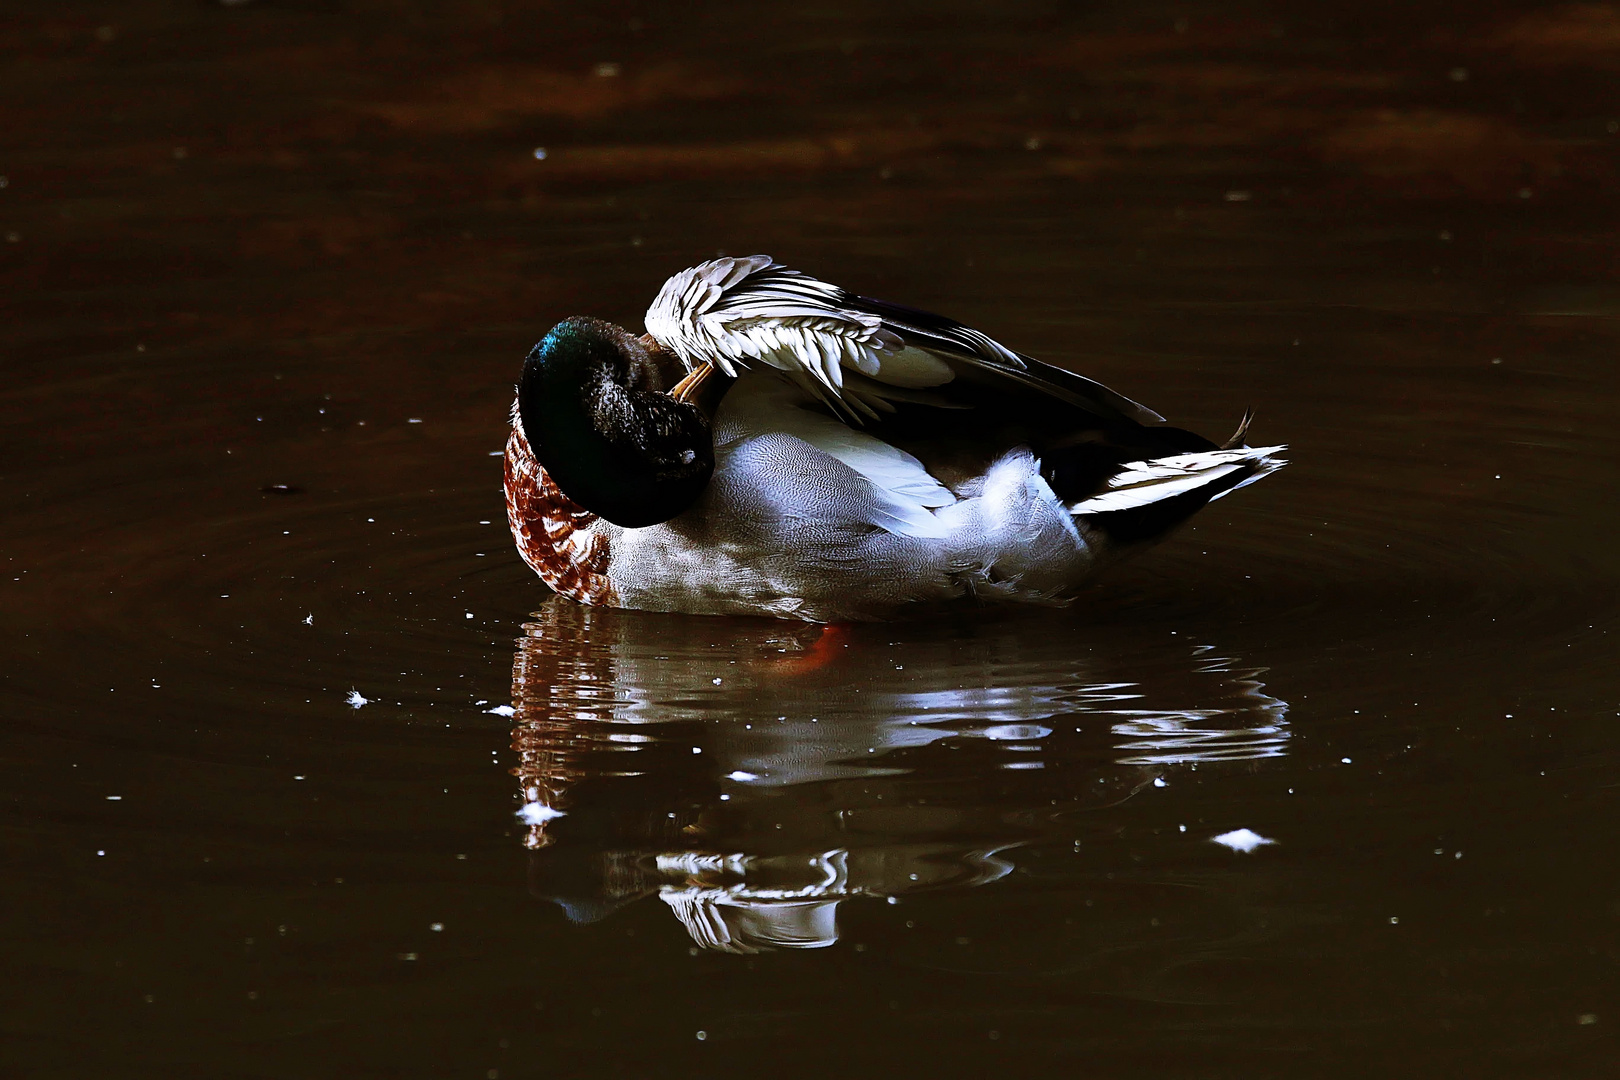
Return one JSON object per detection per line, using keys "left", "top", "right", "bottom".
{"left": 518, "top": 317, "right": 714, "bottom": 528}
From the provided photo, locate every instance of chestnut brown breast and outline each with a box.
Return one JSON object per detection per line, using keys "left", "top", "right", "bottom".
{"left": 503, "top": 415, "right": 619, "bottom": 608}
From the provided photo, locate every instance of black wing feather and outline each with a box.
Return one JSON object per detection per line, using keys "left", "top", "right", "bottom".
{"left": 837, "top": 290, "right": 1165, "bottom": 425}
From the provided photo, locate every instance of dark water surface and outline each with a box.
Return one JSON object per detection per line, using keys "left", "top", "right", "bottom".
{"left": 5, "top": 1, "right": 1620, "bottom": 1076}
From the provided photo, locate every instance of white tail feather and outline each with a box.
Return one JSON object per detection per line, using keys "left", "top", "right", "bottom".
{"left": 1068, "top": 445, "right": 1287, "bottom": 515}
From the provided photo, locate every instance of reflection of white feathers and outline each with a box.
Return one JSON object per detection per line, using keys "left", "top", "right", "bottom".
{"left": 512, "top": 609, "right": 1296, "bottom": 953}
{"left": 518, "top": 609, "right": 1289, "bottom": 782}
{"left": 649, "top": 846, "right": 1016, "bottom": 953}
{"left": 662, "top": 896, "right": 841, "bottom": 953}
{"left": 516, "top": 802, "right": 566, "bottom": 825}
{"left": 655, "top": 849, "right": 851, "bottom": 953}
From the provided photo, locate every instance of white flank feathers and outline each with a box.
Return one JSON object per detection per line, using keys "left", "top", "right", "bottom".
{"left": 723, "top": 376, "right": 953, "bottom": 508}
{"left": 718, "top": 375, "right": 953, "bottom": 539}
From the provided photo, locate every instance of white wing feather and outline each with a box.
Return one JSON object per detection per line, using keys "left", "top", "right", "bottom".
{"left": 646, "top": 256, "right": 900, "bottom": 399}
{"left": 645, "top": 255, "right": 1164, "bottom": 424}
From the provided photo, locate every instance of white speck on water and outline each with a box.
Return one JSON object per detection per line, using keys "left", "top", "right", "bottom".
{"left": 303, "top": 614, "right": 313, "bottom": 625}
{"left": 106, "top": 795, "right": 121, "bottom": 801}
{"left": 594, "top": 61, "right": 621, "bottom": 77}
{"left": 366, "top": 518, "right": 375, "bottom": 523}
{"left": 516, "top": 802, "right": 565, "bottom": 825}
{"left": 695, "top": 1030, "right": 707, "bottom": 1041}
{"left": 691, "top": 747, "right": 702, "bottom": 754}
{"left": 294, "top": 775, "right": 305, "bottom": 781}
{"left": 1153, "top": 777, "right": 1167, "bottom": 788}
{"left": 725, "top": 771, "right": 760, "bottom": 782}
{"left": 465, "top": 612, "right": 474, "bottom": 619}
{"left": 346, "top": 691, "right": 369, "bottom": 708}
{"left": 1579, "top": 1013, "right": 1598, "bottom": 1025}
{"left": 1224, "top": 189, "right": 1252, "bottom": 202}
{"left": 484, "top": 705, "right": 516, "bottom": 717}
{"left": 1341, "top": 757, "right": 1353, "bottom": 764}
{"left": 407, "top": 418, "right": 422, "bottom": 424}
{"left": 1455, "top": 851, "right": 1463, "bottom": 859}
{"left": 430, "top": 922, "right": 444, "bottom": 932}
{"left": 1179, "top": 824, "right": 1187, "bottom": 832}
{"left": 1212, "top": 828, "right": 1275, "bottom": 853}
{"left": 719, "top": 793, "right": 730, "bottom": 801}
{"left": 712, "top": 677, "right": 722, "bottom": 685}
{"left": 1389, "top": 916, "right": 1400, "bottom": 924}
{"left": 97, "top": 850, "right": 105, "bottom": 856}
{"left": 489, "top": 450, "right": 503, "bottom": 456}
{"left": 479, "top": 520, "right": 491, "bottom": 525}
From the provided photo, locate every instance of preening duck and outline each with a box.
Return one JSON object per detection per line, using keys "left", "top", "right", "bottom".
{"left": 504, "top": 255, "right": 1284, "bottom": 621}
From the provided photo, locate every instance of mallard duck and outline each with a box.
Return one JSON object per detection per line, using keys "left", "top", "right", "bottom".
{"left": 503, "top": 255, "right": 1284, "bottom": 621}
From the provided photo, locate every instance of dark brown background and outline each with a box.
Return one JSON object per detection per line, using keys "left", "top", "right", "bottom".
{"left": 3, "top": 2, "right": 1619, "bottom": 1077}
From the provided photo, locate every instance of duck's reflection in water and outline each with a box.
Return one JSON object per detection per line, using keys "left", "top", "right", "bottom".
{"left": 508, "top": 600, "right": 1287, "bottom": 953}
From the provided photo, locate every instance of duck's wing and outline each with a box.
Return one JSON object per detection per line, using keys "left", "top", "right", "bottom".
{"left": 644, "top": 255, "right": 1163, "bottom": 424}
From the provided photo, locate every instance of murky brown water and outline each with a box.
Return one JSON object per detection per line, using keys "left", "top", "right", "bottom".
{"left": 5, "top": 1, "right": 1620, "bottom": 1075}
